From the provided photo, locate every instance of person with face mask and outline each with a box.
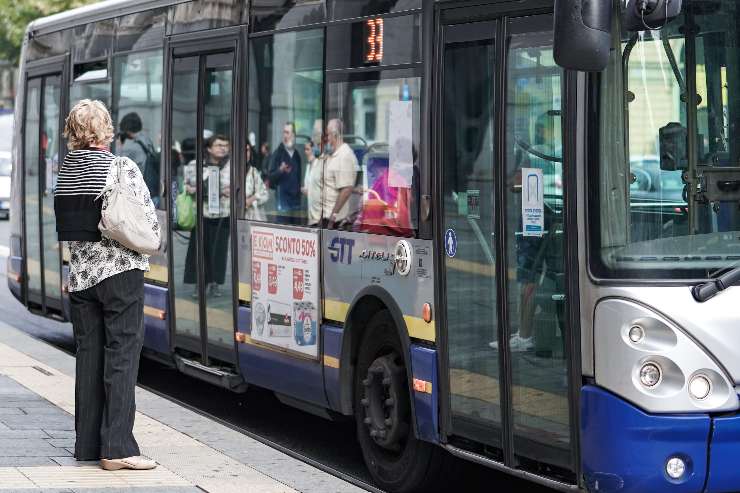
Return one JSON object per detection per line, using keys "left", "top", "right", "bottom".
{"left": 267, "top": 121, "right": 302, "bottom": 224}
{"left": 321, "top": 118, "right": 358, "bottom": 229}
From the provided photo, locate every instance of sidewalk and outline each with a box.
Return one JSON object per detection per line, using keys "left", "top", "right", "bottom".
{"left": 0, "top": 321, "right": 366, "bottom": 493}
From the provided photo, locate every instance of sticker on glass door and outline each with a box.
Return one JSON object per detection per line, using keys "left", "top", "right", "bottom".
{"left": 521, "top": 168, "right": 544, "bottom": 237}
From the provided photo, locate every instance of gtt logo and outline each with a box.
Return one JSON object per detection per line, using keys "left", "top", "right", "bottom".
{"left": 329, "top": 237, "right": 355, "bottom": 264}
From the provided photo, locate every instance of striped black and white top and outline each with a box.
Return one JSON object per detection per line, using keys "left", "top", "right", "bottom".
{"left": 55, "top": 148, "right": 153, "bottom": 292}
{"left": 55, "top": 149, "right": 112, "bottom": 197}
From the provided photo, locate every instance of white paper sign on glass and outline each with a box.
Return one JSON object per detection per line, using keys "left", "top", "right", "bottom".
{"left": 207, "top": 166, "right": 220, "bottom": 215}
{"left": 388, "top": 100, "right": 413, "bottom": 188}
{"left": 250, "top": 225, "right": 321, "bottom": 358}
{"left": 521, "top": 167, "right": 544, "bottom": 237}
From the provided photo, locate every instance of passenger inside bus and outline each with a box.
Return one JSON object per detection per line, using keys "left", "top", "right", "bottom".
{"left": 303, "top": 138, "right": 323, "bottom": 227}
{"left": 183, "top": 134, "right": 231, "bottom": 298}
{"left": 321, "top": 118, "right": 358, "bottom": 229}
{"left": 266, "top": 122, "right": 302, "bottom": 224}
{"left": 244, "top": 143, "right": 268, "bottom": 221}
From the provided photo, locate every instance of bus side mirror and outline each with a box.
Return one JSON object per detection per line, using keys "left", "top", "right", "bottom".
{"left": 623, "top": 0, "right": 682, "bottom": 32}
{"left": 553, "top": 0, "right": 612, "bottom": 72}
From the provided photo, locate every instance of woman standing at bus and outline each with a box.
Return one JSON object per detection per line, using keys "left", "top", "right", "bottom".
{"left": 54, "top": 100, "right": 158, "bottom": 471}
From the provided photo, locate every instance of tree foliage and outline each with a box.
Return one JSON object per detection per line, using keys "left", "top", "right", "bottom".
{"left": 0, "top": 0, "right": 98, "bottom": 65}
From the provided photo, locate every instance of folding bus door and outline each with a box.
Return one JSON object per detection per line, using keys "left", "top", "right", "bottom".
{"left": 439, "top": 8, "right": 576, "bottom": 482}
{"left": 23, "top": 62, "right": 65, "bottom": 314}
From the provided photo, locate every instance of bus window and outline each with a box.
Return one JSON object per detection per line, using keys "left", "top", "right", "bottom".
{"left": 72, "top": 19, "right": 114, "bottom": 62}
{"left": 596, "top": 0, "right": 740, "bottom": 279}
{"left": 251, "top": 0, "right": 326, "bottom": 32}
{"left": 247, "top": 29, "right": 324, "bottom": 226}
{"left": 26, "top": 30, "right": 70, "bottom": 62}
{"left": 167, "top": 0, "right": 243, "bottom": 35}
{"left": 503, "top": 16, "right": 570, "bottom": 461}
{"left": 112, "top": 50, "right": 164, "bottom": 205}
{"left": 329, "top": 0, "right": 421, "bottom": 21}
{"left": 70, "top": 61, "right": 111, "bottom": 109}
{"left": 324, "top": 75, "right": 420, "bottom": 236}
{"left": 115, "top": 9, "right": 167, "bottom": 53}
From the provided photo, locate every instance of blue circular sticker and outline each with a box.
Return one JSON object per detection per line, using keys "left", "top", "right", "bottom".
{"left": 444, "top": 229, "right": 457, "bottom": 258}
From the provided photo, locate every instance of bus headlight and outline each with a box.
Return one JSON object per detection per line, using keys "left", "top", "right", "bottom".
{"left": 688, "top": 374, "right": 712, "bottom": 400}
{"left": 639, "top": 362, "right": 662, "bottom": 388}
{"left": 628, "top": 324, "right": 645, "bottom": 343}
{"left": 595, "top": 299, "right": 738, "bottom": 413}
{"left": 665, "top": 457, "right": 686, "bottom": 480}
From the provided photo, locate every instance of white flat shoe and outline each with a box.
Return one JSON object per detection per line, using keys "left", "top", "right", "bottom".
{"left": 100, "top": 456, "right": 157, "bottom": 471}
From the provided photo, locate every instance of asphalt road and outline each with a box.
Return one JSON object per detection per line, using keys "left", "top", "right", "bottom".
{"left": 0, "top": 219, "right": 556, "bottom": 492}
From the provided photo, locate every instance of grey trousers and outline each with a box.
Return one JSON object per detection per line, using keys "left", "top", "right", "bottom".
{"left": 69, "top": 269, "right": 145, "bottom": 460}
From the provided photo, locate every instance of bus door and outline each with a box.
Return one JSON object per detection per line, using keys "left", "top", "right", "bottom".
{"left": 166, "top": 33, "right": 241, "bottom": 371}
{"left": 22, "top": 59, "right": 65, "bottom": 314}
{"left": 439, "top": 11, "right": 576, "bottom": 478}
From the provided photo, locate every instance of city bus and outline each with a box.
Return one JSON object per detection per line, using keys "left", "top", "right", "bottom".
{"left": 7, "top": 0, "right": 740, "bottom": 491}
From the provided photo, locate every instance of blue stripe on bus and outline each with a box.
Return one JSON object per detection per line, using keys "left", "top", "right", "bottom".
{"left": 236, "top": 305, "right": 328, "bottom": 408}
{"left": 143, "top": 283, "right": 169, "bottom": 356}
{"left": 237, "top": 304, "right": 250, "bottom": 334}
{"left": 581, "top": 385, "right": 709, "bottom": 493}
{"left": 322, "top": 324, "right": 343, "bottom": 412}
{"left": 410, "top": 345, "right": 438, "bottom": 444}
{"left": 705, "top": 412, "right": 740, "bottom": 492}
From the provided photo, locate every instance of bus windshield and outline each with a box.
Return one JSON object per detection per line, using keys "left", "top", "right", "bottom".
{"left": 595, "top": 0, "right": 740, "bottom": 280}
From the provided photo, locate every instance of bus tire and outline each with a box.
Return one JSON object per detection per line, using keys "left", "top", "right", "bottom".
{"left": 355, "top": 310, "right": 447, "bottom": 493}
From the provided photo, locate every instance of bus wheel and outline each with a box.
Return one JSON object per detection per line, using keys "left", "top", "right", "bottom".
{"left": 355, "top": 310, "right": 446, "bottom": 493}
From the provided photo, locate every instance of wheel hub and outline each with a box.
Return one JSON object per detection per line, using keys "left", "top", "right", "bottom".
{"left": 360, "top": 352, "right": 409, "bottom": 451}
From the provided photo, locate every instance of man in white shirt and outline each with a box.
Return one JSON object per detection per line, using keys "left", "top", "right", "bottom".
{"left": 321, "top": 119, "right": 358, "bottom": 229}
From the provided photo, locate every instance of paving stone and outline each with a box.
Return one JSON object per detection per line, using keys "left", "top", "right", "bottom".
{"left": 0, "top": 417, "right": 73, "bottom": 430}
{"left": 75, "top": 489, "right": 203, "bottom": 493}
{"left": 46, "top": 438, "right": 75, "bottom": 448}
{"left": 0, "top": 408, "right": 25, "bottom": 415}
{"left": 21, "top": 407, "right": 72, "bottom": 417}
{"left": 0, "top": 399, "right": 48, "bottom": 407}
{"left": 0, "top": 456, "right": 59, "bottom": 466}
{"left": 0, "top": 438, "right": 66, "bottom": 457}
{"left": 50, "top": 457, "right": 99, "bottom": 467}
{"left": 0, "top": 429, "right": 53, "bottom": 439}
{"left": 0, "top": 490, "right": 75, "bottom": 493}
{"left": 43, "top": 430, "right": 76, "bottom": 439}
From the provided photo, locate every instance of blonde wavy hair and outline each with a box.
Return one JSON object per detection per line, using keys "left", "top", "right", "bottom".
{"left": 63, "top": 99, "right": 114, "bottom": 150}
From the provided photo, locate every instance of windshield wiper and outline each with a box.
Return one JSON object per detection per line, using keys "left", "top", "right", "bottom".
{"left": 692, "top": 267, "right": 740, "bottom": 302}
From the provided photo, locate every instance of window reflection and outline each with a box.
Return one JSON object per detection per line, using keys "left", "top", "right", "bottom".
{"left": 112, "top": 50, "right": 164, "bottom": 204}
{"left": 597, "top": 0, "right": 740, "bottom": 278}
{"left": 504, "top": 21, "right": 570, "bottom": 453}
{"left": 248, "top": 29, "right": 324, "bottom": 225}
{"left": 168, "top": 0, "right": 243, "bottom": 35}
{"left": 73, "top": 19, "right": 114, "bottom": 62}
{"left": 328, "top": 0, "right": 421, "bottom": 20}
{"left": 251, "top": 0, "right": 326, "bottom": 32}
{"left": 115, "top": 9, "right": 167, "bottom": 52}
{"left": 326, "top": 76, "right": 419, "bottom": 236}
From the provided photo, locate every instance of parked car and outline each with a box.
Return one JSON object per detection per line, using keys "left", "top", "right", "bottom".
{"left": 630, "top": 156, "right": 687, "bottom": 240}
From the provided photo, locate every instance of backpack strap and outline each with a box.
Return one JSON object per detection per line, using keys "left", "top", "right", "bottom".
{"left": 134, "top": 138, "right": 153, "bottom": 157}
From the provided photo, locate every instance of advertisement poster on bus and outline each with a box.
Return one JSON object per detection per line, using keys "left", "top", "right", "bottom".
{"left": 250, "top": 225, "right": 320, "bottom": 358}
